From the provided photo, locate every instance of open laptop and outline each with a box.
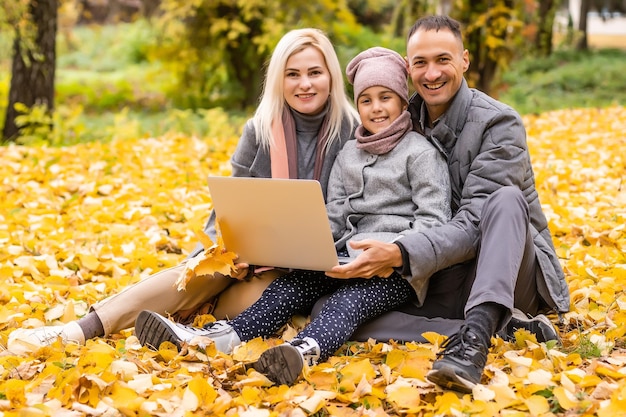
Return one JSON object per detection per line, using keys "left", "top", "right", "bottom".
{"left": 207, "top": 176, "right": 355, "bottom": 271}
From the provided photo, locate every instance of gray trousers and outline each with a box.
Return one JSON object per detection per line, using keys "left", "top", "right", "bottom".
{"left": 312, "top": 186, "right": 543, "bottom": 343}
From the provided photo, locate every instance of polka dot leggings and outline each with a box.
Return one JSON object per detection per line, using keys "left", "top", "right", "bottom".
{"left": 228, "top": 269, "right": 415, "bottom": 361}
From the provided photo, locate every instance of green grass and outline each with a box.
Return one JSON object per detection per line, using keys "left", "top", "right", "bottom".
{"left": 57, "top": 20, "right": 156, "bottom": 70}
{"left": 496, "top": 48, "right": 626, "bottom": 114}
{"left": 55, "top": 21, "right": 170, "bottom": 114}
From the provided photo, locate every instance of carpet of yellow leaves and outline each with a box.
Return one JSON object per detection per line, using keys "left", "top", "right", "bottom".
{"left": 0, "top": 106, "right": 625, "bottom": 416}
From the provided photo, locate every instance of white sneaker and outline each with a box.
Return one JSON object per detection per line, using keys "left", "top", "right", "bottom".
{"left": 134, "top": 310, "right": 241, "bottom": 353}
{"left": 253, "top": 337, "right": 321, "bottom": 385}
{"left": 8, "top": 325, "right": 82, "bottom": 354}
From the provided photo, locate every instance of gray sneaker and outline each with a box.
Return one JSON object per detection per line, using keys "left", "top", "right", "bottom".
{"left": 503, "top": 309, "right": 561, "bottom": 343}
{"left": 134, "top": 310, "right": 241, "bottom": 353}
{"left": 253, "top": 337, "right": 321, "bottom": 385}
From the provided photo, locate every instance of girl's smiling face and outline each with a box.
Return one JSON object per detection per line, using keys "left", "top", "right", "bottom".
{"left": 357, "top": 86, "right": 405, "bottom": 134}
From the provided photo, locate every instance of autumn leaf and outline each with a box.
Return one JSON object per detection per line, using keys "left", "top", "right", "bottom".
{"left": 175, "top": 229, "right": 238, "bottom": 291}
{"left": 3, "top": 107, "right": 626, "bottom": 415}
{"left": 337, "top": 359, "right": 376, "bottom": 393}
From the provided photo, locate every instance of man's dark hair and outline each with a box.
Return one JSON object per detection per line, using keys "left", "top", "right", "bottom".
{"left": 407, "top": 15, "right": 463, "bottom": 43}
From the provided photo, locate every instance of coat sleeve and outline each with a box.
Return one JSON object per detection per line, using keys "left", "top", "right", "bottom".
{"left": 399, "top": 109, "right": 529, "bottom": 283}
{"left": 398, "top": 141, "right": 451, "bottom": 303}
{"left": 188, "top": 119, "right": 261, "bottom": 258}
{"left": 230, "top": 120, "right": 262, "bottom": 177}
{"left": 405, "top": 146, "right": 451, "bottom": 233}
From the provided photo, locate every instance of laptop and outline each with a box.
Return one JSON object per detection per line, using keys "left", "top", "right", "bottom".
{"left": 206, "top": 176, "right": 355, "bottom": 271}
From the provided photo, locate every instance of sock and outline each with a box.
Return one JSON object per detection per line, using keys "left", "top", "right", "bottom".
{"left": 76, "top": 311, "right": 105, "bottom": 340}
{"left": 464, "top": 302, "right": 507, "bottom": 347}
{"left": 61, "top": 321, "right": 86, "bottom": 344}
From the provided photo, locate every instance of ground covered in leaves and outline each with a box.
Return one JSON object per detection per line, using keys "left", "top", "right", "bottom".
{"left": 1, "top": 106, "right": 626, "bottom": 416}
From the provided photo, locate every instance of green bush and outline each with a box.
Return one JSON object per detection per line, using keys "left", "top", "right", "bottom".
{"left": 53, "top": 20, "right": 167, "bottom": 114}
{"left": 56, "top": 65, "right": 168, "bottom": 113}
{"left": 57, "top": 20, "right": 157, "bottom": 70}
{"left": 10, "top": 101, "right": 248, "bottom": 146}
{"left": 497, "top": 48, "right": 626, "bottom": 114}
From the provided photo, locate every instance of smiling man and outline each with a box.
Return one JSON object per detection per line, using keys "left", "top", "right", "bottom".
{"left": 325, "top": 15, "right": 570, "bottom": 394}
{"left": 406, "top": 19, "right": 469, "bottom": 124}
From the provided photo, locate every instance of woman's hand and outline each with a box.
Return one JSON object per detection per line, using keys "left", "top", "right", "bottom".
{"left": 325, "top": 239, "right": 402, "bottom": 279}
{"left": 231, "top": 262, "right": 251, "bottom": 280}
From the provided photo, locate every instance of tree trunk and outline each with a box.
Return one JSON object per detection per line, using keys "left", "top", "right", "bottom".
{"left": 2, "top": 0, "right": 58, "bottom": 142}
{"left": 535, "top": 0, "right": 557, "bottom": 56}
{"left": 577, "top": 0, "right": 590, "bottom": 50}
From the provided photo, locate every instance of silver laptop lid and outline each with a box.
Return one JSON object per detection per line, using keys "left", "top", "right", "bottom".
{"left": 207, "top": 176, "right": 342, "bottom": 271}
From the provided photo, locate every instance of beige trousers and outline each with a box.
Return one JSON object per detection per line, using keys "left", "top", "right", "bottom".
{"left": 91, "top": 261, "right": 283, "bottom": 335}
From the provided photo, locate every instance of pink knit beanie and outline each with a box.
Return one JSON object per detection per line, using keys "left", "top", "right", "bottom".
{"left": 346, "top": 46, "right": 408, "bottom": 105}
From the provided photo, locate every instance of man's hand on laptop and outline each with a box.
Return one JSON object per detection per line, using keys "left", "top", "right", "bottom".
{"left": 325, "top": 240, "right": 402, "bottom": 279}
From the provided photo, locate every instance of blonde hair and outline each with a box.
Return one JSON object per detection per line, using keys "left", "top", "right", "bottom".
{"left": 253, "top": 28, "right": 357, "bottom": 149}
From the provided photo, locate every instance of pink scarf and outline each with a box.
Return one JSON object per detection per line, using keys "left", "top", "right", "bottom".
{"left": 270, "top": 107, "right": 329, "bottom": 179}
{"left": 355, "top": 110, "right": 412, "bottom": 155}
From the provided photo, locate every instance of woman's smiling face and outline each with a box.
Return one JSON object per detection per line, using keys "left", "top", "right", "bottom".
{"left": 283, "top": 46, "right": 331, "bottom": 115}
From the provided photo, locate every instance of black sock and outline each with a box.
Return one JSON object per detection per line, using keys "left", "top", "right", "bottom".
{"left": 464, "top": 302, "right": 507, "bottom": 347}
{"left": 76, "top": 311, "right": 105, "bottom": 340}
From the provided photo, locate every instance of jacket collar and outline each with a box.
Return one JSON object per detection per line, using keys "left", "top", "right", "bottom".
{"left": 409, "top": 78, "right": 472, "bottom": 149}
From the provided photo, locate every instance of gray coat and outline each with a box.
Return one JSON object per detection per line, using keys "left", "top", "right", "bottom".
{"left": 191, "top": 115, "right": 355, "bottom": 257}
{"left": 326, "top": 131, "right": 451, "bottom": 302}
{"left": 399, "top": 79, "right": 570, "bottom": 313}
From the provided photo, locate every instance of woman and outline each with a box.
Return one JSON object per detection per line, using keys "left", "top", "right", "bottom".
{"left": 8, "top": 28, "right": 358, "bottom": 350}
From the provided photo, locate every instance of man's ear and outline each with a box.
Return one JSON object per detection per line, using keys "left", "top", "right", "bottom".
{"left": 462, "top": 49, "right": 470, "bottom": 72}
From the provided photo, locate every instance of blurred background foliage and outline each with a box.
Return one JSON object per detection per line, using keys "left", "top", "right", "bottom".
{"left": 0, "top": 0, "right": 625, "bottom": 145}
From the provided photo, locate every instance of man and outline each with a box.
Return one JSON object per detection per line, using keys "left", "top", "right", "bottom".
{"left": 325, "top": 15, "right": 570, "bottom": 393}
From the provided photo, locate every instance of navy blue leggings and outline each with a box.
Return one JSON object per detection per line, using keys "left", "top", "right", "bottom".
{"left": 228, "top": 270, "right": 415, "bottom": 360}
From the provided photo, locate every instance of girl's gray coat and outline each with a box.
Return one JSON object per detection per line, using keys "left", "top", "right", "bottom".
{"left": 326, "top": 131, "right": 451, "bottom": 303}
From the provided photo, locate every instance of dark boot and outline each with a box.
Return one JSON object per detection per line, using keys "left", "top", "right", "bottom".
{"left": 500, "top": 308, "right": 561, "bottom": 343}
{"left": 426, "top": 325, "right": 489, "bottom": 393}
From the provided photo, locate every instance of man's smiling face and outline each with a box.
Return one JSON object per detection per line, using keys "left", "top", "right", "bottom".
{"left": 406, "top": 28, "right": 469, "bottom": 123}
